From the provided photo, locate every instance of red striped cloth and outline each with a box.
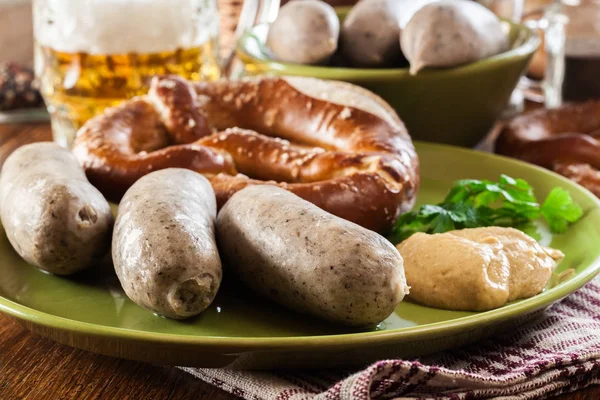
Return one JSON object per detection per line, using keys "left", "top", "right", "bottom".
{"left": 183, "top": 276, "right": 600, "bottom": 399}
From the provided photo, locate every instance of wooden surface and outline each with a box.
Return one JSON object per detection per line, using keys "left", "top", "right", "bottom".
{"left": 1, "top": 124, "right": 599, "bottom": 400}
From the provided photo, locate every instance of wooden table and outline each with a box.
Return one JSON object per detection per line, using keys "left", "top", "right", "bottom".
{"left": 1, "top": 124, "right": 598, "bottom": 400}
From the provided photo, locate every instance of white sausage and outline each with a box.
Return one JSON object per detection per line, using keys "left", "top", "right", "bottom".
{"left": 216, "top": 185, "right": 408, "bottom": 326}
{"left": 401, "top": 0, "right": 509, "bottom": 74}
{"left": 0, "top": 142, "right": 113, "bottom": 275}
{"left": 267, "top": 0, "right": 339, "bottom": 65}
{"left": 112, "top": 168, "right": 222, "bottom": 319}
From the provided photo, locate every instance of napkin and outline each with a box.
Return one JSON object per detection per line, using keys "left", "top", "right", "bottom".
{"left": 182, "top": 275, "right": 600, "bottom": 399}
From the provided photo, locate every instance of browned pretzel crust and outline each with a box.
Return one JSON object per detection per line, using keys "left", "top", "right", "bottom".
{"left": 73, "top": 76, "right": 419, "bottom": 233}
{"left": 496, "top": 101, "right": 600, "bottom": 197}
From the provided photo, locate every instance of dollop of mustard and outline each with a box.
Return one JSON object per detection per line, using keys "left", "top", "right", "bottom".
{"left": 396, "top": 227, "right": 564, "bottom": 311}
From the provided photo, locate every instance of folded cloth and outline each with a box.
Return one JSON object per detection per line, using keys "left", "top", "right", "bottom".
{"left": 183, "top": 275, "right": 600, "bottom": 400}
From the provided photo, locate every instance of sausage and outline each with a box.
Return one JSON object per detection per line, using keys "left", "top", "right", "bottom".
{"left": 340, "top": 0, "right": 403, "bottom": 68}
{"left": 339, "top": 0, "right": 446, "bottom": 68}
{"left": 401, "top": 0, "right": 508, "bottom": 74}
{"left": 0, "top": 142, "right": 112, "bottom": 275}
{"left": 112, "top": 168, "right": 222, "bottom": 319}
{"left": 216, "top": 185, "right": 408, "bottom": 326}
{"left": 266, "top": 0, "right": 339, "bottom": 65}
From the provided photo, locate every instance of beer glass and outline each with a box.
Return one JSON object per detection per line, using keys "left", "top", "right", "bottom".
{"left": 545, "top": 0, "right": 600, "bottom": 106}
{"left": 520, "top": 0, "right": 600, "bottom": 108}
{"left": 33, "top": 0, "right": 277, "bottom": 148}
{"left": 477, "top": 0, "right": 526, "bottom": 115}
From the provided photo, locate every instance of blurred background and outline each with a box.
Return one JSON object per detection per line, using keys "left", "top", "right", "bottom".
{"left": 0, "top": 0, "right": 553, "bottom": 90}
{"left": 0, "top": 0, "right": 34, "bottom": 66}
{"left": 0, "top": 0, "right": 360, "bottom": 67}
{"left": 7, "top": 0, "right": 597, "bottom": 147}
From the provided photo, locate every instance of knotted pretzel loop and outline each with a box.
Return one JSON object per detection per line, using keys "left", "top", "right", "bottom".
{"left": 496, "top": 101, "right": 600, "bottom": 198}
{"left": 73, "top": 75, "right": 419, "bottom": 233}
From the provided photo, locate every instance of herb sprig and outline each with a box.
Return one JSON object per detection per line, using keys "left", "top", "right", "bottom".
{"left": 390, "top": 175, "right": 583, "bottom": 243}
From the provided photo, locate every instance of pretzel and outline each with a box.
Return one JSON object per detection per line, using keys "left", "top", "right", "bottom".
{"left": 73, "top": 76, "right": 419, "bottom": 233}
{"left": 496, "top": 101, "right": 600, "bottom": 197}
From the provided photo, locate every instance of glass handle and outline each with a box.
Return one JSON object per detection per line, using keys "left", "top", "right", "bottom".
{"left": 222, "top": 0, "right": 280, "bottom": 77}
{"left": 519, "top": 18, "right": 548, "bottom": 102}
{"left": 255, "top": 0, "right": 280, "bottom": 26}
{"left": 518, "top": 2, "right": 565, "bottom": 108}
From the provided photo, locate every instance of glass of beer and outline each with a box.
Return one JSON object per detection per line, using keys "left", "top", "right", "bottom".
{"left": 33, "top": 0, "right": 223, "bottom": 148}
{"left": 518, "top": 0, "right": 600, "bottom": 108}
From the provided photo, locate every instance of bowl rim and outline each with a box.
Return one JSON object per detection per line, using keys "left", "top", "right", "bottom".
{"left": 235, "top": 8, "right": 541, "bottom": 82}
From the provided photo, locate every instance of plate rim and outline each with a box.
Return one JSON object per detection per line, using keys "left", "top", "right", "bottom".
{"left": 1, "top": 142, "right": 600, "bottom": 350}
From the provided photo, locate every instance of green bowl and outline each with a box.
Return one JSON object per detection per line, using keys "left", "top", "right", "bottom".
{"left": 236, "top": 8, "right": 539, "bottom": 147}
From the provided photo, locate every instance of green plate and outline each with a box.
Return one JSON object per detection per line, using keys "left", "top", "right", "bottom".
{"left": 1, "top": 143, "right": 599, "bottom": 369}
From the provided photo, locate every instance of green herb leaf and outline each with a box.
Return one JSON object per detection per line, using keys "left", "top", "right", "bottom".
{"left": 390, "top": 175, "right": 583, "bottom": 243}
{"left": 541, "top": 187, "right": 584, "bottom": 234}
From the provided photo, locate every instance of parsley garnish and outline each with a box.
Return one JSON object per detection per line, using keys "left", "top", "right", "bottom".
{"left": 390, "top": 175, "right": 583, "bottom": 243}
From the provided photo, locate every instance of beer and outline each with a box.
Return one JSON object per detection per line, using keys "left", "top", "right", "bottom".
{"left": 36, "top": 43, "right": 220, "bottom": 140}
{"left": 33, "top": 0, "right": 221, "bottom": 147}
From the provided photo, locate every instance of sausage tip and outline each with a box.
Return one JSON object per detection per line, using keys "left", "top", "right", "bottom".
{"left": 167, "top": 275, "right": 217, "bottom": 318}
{"left": 76, "top": 205, "right": 99, "bottom": 225}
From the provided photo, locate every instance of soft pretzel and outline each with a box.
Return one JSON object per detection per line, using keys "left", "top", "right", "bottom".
{"left": 73, "top": 76, "right": 419, "bottom": 233}
{"left": 495, "top": 100, "right": 600, "bottom": 196}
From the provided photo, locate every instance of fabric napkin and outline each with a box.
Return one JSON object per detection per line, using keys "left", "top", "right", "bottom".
{"left": 182, "top": 275, "right": 600, "bottom": 399}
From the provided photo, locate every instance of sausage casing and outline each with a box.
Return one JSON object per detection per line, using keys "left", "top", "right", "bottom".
{"left": 0, "top": 142, "right": 113, "bottom": 275}
{"left": 112, "top": 168, "right": 222, "bottom": 319}
{"left": 216, "top": 185, "right": 408, "bottom": 326}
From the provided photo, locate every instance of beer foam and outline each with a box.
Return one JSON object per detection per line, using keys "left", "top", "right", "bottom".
{"left": 33, "top": 0, "right": 219, "bottom": 54}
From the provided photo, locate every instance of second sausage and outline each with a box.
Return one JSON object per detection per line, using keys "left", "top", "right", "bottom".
{"left": 112, "top": 168, "right": 222, "bottom": 319}
{"left": 216, "top": 185, "right": 408, "bottom": 326}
